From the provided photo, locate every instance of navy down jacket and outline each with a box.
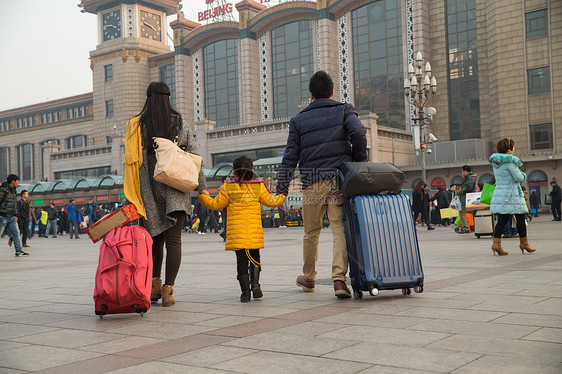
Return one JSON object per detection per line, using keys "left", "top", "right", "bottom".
{"left": 276, "top": 99, "right": 367, "bottom": 195}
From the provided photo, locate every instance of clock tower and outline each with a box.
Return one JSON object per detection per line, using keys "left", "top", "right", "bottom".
{"left": 81, "top": 0, "right": 180, "bottom": 146}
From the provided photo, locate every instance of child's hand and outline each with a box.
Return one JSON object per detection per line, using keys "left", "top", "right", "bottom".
{"left": 199, "top": 190, "right": 210, "bottom": 196}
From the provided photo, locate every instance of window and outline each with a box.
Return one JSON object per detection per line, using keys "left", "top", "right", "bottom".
{"left": 104, "top": 64, "right": 113, "bottom": 81}
{"left": 17, "top": 143, "right": 34, "bottom": 180}
{"left": 526, "top": 9, "right": 548, "bottom": 38}
{"left": 203, "top": 39, "right": 239, "bottom": 127}
{"left": 160, "top": 64, "right": 176, "bottom": 107}
{"left": 528, "top": 67, "right": 550, "bottom": 94}
{"left": 106, "top": 100, "right": 114, "bottom": 117}
{"left": 0, "top": 147, "right": 9, "bottom": 181}
{"left": 271, "top": 20, "right": 313, "bottom": 119}
{"left": 0, "top": 119, "right": 10, "bottom": 132}
{"left": 530, "top": 123, "right": 553, "bottom": 150}
{"left": 446, "top": 0, "right": 481, "bottom": 140}
{"left": 66, "top": 135, "right": 87, "bottom": 149}
{"left": 55, "top": 166, "right": 111, "bottom": 179}
{"left": 351, "top": 0, "right": 405, "bottom": 129}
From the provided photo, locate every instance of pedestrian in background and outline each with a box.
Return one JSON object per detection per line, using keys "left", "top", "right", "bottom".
{"left": 39, "top": 208, "right": 48, "bottom": 237}
{"left": 58, "top": 207, "right": 68, "bottom": 236}
{"left": 45, "top": 203, "right": 58, "bottom": 238}
{"left": 0, "top": 174, "right": 28, "bottom": 256}
{"left": 17, "top": 190, "right": 31, "bottom": 248}
{"left": 430, "top": 185, "right": 450, "bottom": 226}
{"left": 412, "top": 181, "right": 435, "bottom": 230}
{"left": 67, "top": 199, "right": 81, "bottom": 239}
{"left": 124, "top": 81, "right": 207, "bottom": 307}
{"left": 529, "top": 190, "right": 540, "bottom": 218}
{"left": 548, "top": 180, "right": 561, "bottom": 221}
{"left": 198, "top": 156, "right": 286, "bottom": 302}
{"left": 489, "top": 138, "right": 535, "bottom": 256}
{"left": 28, "top": 201, "right": 37, "bottom": 238}
{"left": 456, "top": 165, "right": 477, "bottom": 234}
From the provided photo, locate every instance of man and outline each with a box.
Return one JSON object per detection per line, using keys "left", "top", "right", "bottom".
{"left": 16, "top": 190, "right": 31, "bottom": 248}
{"left": 529, "top": 190, "right": 540, "bottom": 218}
{"left": 276, "top": 71, "right": 367, "bottom": 299}
{"left": 549, "top": 180, "right": 561, "bottom": 221}
{"left": 0, "top": 174, "right": 29, "bottom": 257}
{"left": 430, "top": 186, "right": 450, "bottom": 226}
{"left": 67, "top": 199, "right": 81, "bottom": 239}
{"left": 456, "top": 165, "right": 477, "bottom": 233}
{"left": 194, "top": 200, "right": 209, "bottom": 234}
{"left": 45, "top": 203, "right": 58, "bottom": 238}
{"left": 87, "top": 199, "right": 101, "bottom": 227}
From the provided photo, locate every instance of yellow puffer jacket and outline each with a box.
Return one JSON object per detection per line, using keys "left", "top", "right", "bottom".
{"left": 198, "top": 180, "right": 285, "bottom": 251}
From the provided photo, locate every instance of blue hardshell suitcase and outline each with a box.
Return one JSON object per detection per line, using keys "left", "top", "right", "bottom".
{"left": 343, "top": 194, "right": 424, "bottom": 299}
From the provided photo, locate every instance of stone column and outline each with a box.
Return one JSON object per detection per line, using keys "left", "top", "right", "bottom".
{"left": 42, "top": 143, "right": 60, "bottom": 182}
{"left": 236, "top": 1, "right": 267, "bottom": 124}
{"left": 109, "top": 134, "right": 124, "bottom": 175}
{"left": 360, "top": 113, "right": 379, "bottom": 162}
{"left": 316, "top": 0, "right": 340, "bottom": 100}
{"left": 171, "top": 14, "right": 201, "bottom": 127}
{"left": 195, "top": 119, "right": 216, "bottom": 167}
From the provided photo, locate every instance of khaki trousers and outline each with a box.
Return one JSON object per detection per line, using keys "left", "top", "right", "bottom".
{"left": 459, "top": 204, "right": 470, "bottom": 231}
{"left": 302, "top": 179, "right": 347, "bottom": 282}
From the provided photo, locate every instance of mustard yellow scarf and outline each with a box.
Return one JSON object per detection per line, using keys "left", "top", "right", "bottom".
{"left": 123, "top": 116, "right": 147, "bottom": 218}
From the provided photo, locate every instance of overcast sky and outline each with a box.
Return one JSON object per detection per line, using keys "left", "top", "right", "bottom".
{"left": 0, "top": 0, "right": 210, "bottom": 111}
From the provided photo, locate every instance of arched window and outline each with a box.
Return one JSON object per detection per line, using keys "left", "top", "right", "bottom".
{"left": 203, "top": 39, "right": 239, "bottom": 127}
{"left": 431, "top": 177, "right": 446, "bottom": 189}
{"left": 527, "top": 170, "right": 548, "bottom": 185}
{"left": 271, "top": 20, "right": 313, "bottom": 119}
{"left": 478, "top": 173, "right": 493, "bottom": 187}
{"left": 451, "top": 175, "right": 464, "bottom": 186}
{"left": 351, "top": 0, "right": 405, "bottom": 129}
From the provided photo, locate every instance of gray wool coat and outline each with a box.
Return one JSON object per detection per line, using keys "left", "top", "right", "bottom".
{"left": 138, "top": 120, "right": 207, "bottom": 237}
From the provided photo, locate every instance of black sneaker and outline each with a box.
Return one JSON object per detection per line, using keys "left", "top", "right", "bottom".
{"left": 15, "top": 251, "right": 29, "bottom": 257}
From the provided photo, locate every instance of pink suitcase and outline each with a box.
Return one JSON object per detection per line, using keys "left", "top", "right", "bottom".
{"left": 94, "top": 225, "right": 153, "bottom": 318}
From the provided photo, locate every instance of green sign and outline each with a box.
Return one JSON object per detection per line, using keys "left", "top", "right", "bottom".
{"left": 32, "top": 200, "right": 44, "bottom": 207}
{"left": 119, "top": 193, "right": 125, "bottom": 200}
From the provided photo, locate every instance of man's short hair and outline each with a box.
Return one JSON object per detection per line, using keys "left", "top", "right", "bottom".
{"left": 20, "top": 190, "right": 28, "bottom": 196}
{"left": 309, "top": 71, "right": 333, "bottom": 99}
{"left": 551, "top": 180, "right": 557, "bottom": 185}
{"left": 70, "top": 199, "right": 75, "bottom": 203}
{"left": 461, "top": 165, "right": 471, "bottom": 172}
{"left": 7, "top": 174, "right": 19, "bottom": 184}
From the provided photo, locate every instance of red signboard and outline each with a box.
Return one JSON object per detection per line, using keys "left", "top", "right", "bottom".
{"left": 75, "top": 197, "right": 86, "bottom": 203}
{"left": 96, "top": 195, "right": 109, "bottom": 202}
{"left": 198, "top": 1, "right": 234, "bottom": 22}
{"left": 52, "top": 199, "right": 64, "bottom": 205}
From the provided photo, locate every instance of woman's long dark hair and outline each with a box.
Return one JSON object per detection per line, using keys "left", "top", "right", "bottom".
{"left": 413, "top": 181, "right": 426, "bottom": 196}
{"left": 137, "top": 82, "right": 182, "bottom": 153}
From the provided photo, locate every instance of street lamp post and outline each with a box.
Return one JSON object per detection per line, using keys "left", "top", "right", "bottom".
{"left": 404, "top": 51, "right": 437, "bottom": 183}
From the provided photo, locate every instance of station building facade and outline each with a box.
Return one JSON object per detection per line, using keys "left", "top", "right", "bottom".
{"left": 0, "top": 0, "right": 561, "bottom": 206}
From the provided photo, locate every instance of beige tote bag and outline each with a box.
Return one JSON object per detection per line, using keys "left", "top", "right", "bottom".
{"left": 153, "top": 137, "right": 202, "bottom": 193}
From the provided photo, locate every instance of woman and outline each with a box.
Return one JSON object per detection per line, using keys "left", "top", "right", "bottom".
{"left": 124, "top": 82, "right": 207, "bottom": 306}
{"left": 412, "top": 181, "right": 435, "bottom": 230}
{"left": 489, "top": 138, "right": 535, "bottom": 256}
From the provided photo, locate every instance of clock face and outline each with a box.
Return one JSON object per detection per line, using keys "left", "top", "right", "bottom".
{"left": 140, "top": 10, "right": 161, "bottom": 41}
{"left": 103, "top": 10, "right": 121, "bottom": 41}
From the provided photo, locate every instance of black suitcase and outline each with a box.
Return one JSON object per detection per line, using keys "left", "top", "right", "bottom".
{"left": 338, "top": 162, "right": 405, "bottom": 199}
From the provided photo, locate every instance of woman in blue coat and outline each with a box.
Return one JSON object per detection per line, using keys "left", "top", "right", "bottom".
{"left": 489, "top": 138, "right": 536, "bottom": 255}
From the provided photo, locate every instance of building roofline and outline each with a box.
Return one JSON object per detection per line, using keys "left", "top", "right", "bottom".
{"left": 0, "top": 92, "right": 93, "bottom": 117}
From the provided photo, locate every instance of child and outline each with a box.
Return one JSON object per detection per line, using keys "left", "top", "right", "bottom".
{"left": 199, "top": 156, "right": 286, "bottom": 302}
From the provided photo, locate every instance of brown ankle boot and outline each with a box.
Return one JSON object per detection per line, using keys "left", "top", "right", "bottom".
{"left": 161, "top": 285, "right": 175, "bottom": 307}
{"left": 151, "top": 277, "right": 162, "bottom": 302}
{"left": 519, "top": 237, "right": 536, "bottom": 254}
{"left": 491, "top": 238, "right": 508, "bottom": 256}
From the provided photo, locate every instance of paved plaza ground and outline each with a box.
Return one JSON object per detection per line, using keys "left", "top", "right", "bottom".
{"left": 0, "top": 216, "right": 561, "bottom": 373}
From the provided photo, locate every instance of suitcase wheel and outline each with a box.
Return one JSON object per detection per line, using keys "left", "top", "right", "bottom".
{"left": 401, "top": 288, "right": 412, "bottom": 296}
{"left": 476, "top": 235, "right": 481, "bottom": 239}
{"left": 136, "top": 307, "right": 148, "bottom": 316}
{"left": 353, "top": 289, "right": 363, "bottom": 299}
{"left": 369, "top": 288, "right": 379, "bottom": 297}
{"left": 414, "top": 285, "right": 423, "bottom": 293}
